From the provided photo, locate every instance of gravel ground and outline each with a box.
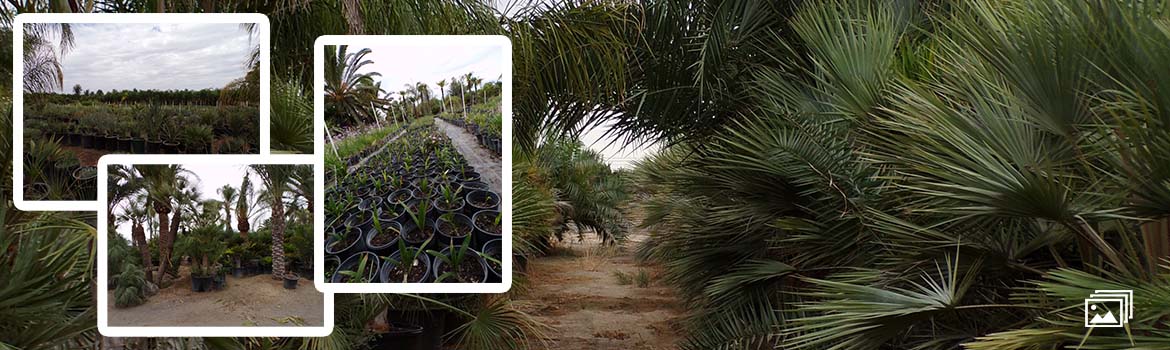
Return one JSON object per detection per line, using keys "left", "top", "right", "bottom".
{"left": 107, "top": 273, "right": 325, "bottom": 327}
{"left": 435, "top": 118, "right": 502, "bottom": 193}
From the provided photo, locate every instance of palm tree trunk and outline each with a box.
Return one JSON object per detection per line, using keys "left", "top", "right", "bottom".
{"left": 270, "top": 199, "right": 287, "bottom": 278}
{"left": 341, "top": 0, "right": 366, "bottom": 35}
{"left": 1141, "top": 216, "right": 1170, "bottom": 274}
{"left": 223, "top": 207, "right": 233, "bottom": 234}
{"left": 131, "top": 222, "right": 153, "bottom": 283}
{"left": 155, "top": 208, "right": 172, "bottom": 285}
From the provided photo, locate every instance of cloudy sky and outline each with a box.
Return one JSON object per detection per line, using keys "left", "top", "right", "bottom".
{"left": 57, "top": 23, "right": 252, "bottom": 92}
{"left": 113, "top": 164, "right": 266, "bottom": 240}
{"left": 356, "top": 44, "right": 503, "bottom": 101}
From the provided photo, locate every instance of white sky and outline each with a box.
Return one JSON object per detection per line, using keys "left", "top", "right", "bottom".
{"left": 579, "top": 120, "right": 662, "bottom": 169}
{"left": 114, "top": 164, "right": 265, "bottom": 240}
{"left": 357, "top": 44, "right": 503, "bottom": 101}
{"left": 56, "top": 23, "right": 252, "bottom": 92}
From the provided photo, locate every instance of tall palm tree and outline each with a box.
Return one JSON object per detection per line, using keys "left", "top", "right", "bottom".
{"left": 133, "top": 165, "right": 190, "bottom": 285}
{"left": 122, "top": 198, "right": 153, "bottom": 283}
{"left": 324, "top": 45, "right": 384, "bottom": 127}
{"left": 21, "top": 23, "right": 74, "bottom": 93}
{"left": 236, "top": 175, "right": 252, "bottom": 239}
{"left": 249, "top": 165, "right": 297, "bottom": 279}
{"left": 218, "top": 185, "right": 237, "bottom": 234}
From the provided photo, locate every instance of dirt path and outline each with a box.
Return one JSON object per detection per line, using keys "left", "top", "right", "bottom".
{"left": 434, "top": 118, "right": 502, "bottom": 193}
{"left": 107, "top": 274, "right": 325, "bottom": 327}
{"left": 515, "top": 232, "right": 684, "bottom": 349}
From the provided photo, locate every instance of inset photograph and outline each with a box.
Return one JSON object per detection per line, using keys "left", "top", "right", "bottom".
{"left": 97, "top": 155, "right": 328, "bottom": 336}
{"left": 15, "top": 14, "right": 268, "bottom": 207}
{"left": 316, "top": 36, "right": 510, "bottom": 293}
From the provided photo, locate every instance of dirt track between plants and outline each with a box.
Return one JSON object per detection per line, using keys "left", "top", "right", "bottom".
{"left": 107, "top": 272, "right": 325, "bottom": 327}
{"left": 435, "top": 118, "right": 502, "bottom": 193}
{"left": 516, "top": 230, "right": 684, "bottom": 349}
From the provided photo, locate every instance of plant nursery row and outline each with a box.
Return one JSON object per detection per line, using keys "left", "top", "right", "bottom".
{"left": 24, "top": 103, "right": 260, "bottom": 154}
{"left": 325, "top": 123, "right": 502, "bottom": 284}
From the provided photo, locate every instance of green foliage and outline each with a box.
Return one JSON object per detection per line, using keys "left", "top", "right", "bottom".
{"left": 114, "top": 261, "right": 147, "bottom": 308}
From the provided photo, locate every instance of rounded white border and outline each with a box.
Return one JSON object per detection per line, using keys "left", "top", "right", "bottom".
{"left": 96, "top": 154, "right": 332, "bottom": 337}
{"left": 313, "top": 35, "right": 513, "bottom": 294}
{"left": 13, "top": 13, "right": 272, "bottom": 212}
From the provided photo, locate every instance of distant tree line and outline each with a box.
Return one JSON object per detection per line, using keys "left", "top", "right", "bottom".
{"left": 27, "top": 88, "right": 228, "bottom": 106}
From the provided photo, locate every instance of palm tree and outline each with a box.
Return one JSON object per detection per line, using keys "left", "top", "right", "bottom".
{"left": 123, "top": 198, "right": 153, "bottom": 283}
{"left": 236, "top": 175, "right": 252, "bottom": 239}
{"left": 22, "top": 23, "right": 74, "bottom": 93}
{"left": 218, "top": 185, "right": 237, "bottom": 234}
{"left": 324, "top": 45, "right": 384, "bottom": 127}
{"left": 133, "top": 165, "right": 190, "bottom": 285}
{"left": 249, "top": 165, "right": 297, "bottom": 279}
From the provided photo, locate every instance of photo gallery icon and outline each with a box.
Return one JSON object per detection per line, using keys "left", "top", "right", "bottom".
{"left": 1084, "top": 290, "right": 1133, "bottom": 328}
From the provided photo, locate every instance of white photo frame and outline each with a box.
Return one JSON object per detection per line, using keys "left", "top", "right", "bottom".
{"left": 13, "top": 13, "right": 272, "bottom": 212}
{"left": 96, "top": 154, "right": 331, "bottom": 337}
{"left": 313, "top": 35, "right": 513, "bottom": 294}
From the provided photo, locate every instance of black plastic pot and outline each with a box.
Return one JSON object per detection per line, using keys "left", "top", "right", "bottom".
{"left": 146, "top": 140, "right": 162, "bottom": 153}
{"left": 80, "top": 134, "right": 94, "bottom": 148}
{"left": 331, "top": 252, "right": 380, "bottom": 283}
{"left": 430, "top": 245, "right": 490, "bottom": 283}
{"left": 163, "top": 142, "right": 180, "bottom": 154}
{"left": 283, "top": 273, "right": 299, "bottom": 289}
{"left": 471, "top": 210, "right": 501, "bottom": 249}
{"left": 191, "top": 275, "right": 213, "bottom": 292}
{"left": 379, "top": 249, "right": 433, "bottom": 283}
{"left": 359, "top": 196, "right": 383, "bottom": 211}
{"left": 464, "top": 190, "right": 500, "bottom": 214}
{"left": 435, "top": 213, "right": 474, "bottom": 247}
{"left": 324, "top": 255, "right": 341, "bottom": 281}
{"left": 93, "top": 134, "right": 106, "bottom": 150}
{"left": 387, "top": 189, "right": 413, "bottom": 206}
{"left": 116, "top": 137, "right": 132, "bottom": 152}
{"left": 482, "top": 239, "right": 503, "bottom": 283}
{"left": 432, "top": 195, "right": 465, "bottom": 215}
{"left": 325, "top": 225, "right": 366, "bottom": 261}
{"left": 368, "top": 322, "right": 424, "bottom": 350}
{"left": 399, "top": 219, "right": 436, "bottom": 250}
{"left": 365, "top": 220, "right": 403, "bottom": 255}
{"left": 131, "top": 138, "right": 146, "bottom": 153}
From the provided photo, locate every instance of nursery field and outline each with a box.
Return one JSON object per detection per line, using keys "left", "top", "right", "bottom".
{"left": 22, "top": 97, "right": 259, "bottom": 201}
{"left": 324, "top": 117, "right": 503, "bottom": 284}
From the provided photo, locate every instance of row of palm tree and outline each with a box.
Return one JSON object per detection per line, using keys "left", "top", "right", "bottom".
{"left": 323, "top": 44, "right": 502, "bottom": 129}
{"left": 108, "top": 164, "right": 312, "bottom": 283}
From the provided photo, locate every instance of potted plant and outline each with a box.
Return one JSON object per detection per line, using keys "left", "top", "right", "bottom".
{"left": 433, "top": 182, "right": 465, "bottom": 214}
{"left": 175, "top": 225, "right": 226, "bottom": 292}
{"left": 427, "top": 235, "right": 489, "bottom": 283}
{"left": 464, "top": 190, "right": 500, "bottom": 214}
{"left": 402, "top": 199, "right": 436, "bottom": 248}
{"left": 332, "top": 251, "right": 379, "bottom": 283}
{"left": 481, "top": 239, "right": 503, "bottom": 283}
{"left": 471, "top": 210, "right": 501, "bottom": 248}
{"left": 435, "top": 212, "right": 473, "bottom": 247}
{"left": 283, "top": 272, "right": 299, "bottom": 289}
{"left": 365, "top": 212, "right": 403, "bottom": 255}
{"left": 379, "top": 238, "right": 434, "bottom": 283}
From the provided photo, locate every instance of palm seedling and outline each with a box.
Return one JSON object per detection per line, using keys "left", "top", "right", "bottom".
{"left": 428, "top": 235, "right": 484, "bottom": 283}
{"left": 383, "top": 236, "right": 433, "bottom": 283}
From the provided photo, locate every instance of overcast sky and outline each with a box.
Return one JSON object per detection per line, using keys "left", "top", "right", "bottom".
{"left": 357, "top": 44, "right": 503, "bottom": 101}
{"left": 114, "top": 164, "right": 266, "bottom": 240}
{"left": 56, "top": 23, "right": 252, "bottom": 92}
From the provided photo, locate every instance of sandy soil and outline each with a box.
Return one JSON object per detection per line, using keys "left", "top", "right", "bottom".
{"left": 435, "top": 118, "right": 502, "bottom": 193}
{"left": 107, "top": 273, "right": 325, "bottom": 327}
{"left": 515, "top": 232, "right": 684, "bottom": 349}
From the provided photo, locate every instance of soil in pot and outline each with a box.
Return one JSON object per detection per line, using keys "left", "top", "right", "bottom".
{"left": 325, "top": 225, "right": 364, "bottom": 260}
{"left": 465, "top": 190, "right": 500, "bottom": 212}
{"left": 388, "top": 189, "right": 413, "bottom": 205}
{"left": 324, "top": 255, "right": 341, "bottom": 280}
{"left": 400, "top": 220, "right": 436, "bottom": 248}
{"left": 435, "top": 213, "right": 473, "bottom": 246}
{"left": 431, "top": 246, "right": 488, "bottom": 283}
{"left": 359, "top": 196, "right": 383, "bottom": 211}
{"left": 472, "top": 210, "right": 502, "bottom": 246}
{"left": 380, "top": 249, "right": 432, "bottom": 283}
{"left": 365, "top": 220, "right": 403, "bottom": 254}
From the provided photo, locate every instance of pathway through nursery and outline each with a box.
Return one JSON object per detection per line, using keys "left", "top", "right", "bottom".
{"left": 106, "top": 270, "right": 325, "bottom": 327}
{"left": 516, "top": 229, "right": 683, "bottom": 349}
{"left": 435, "top": 118, "right": 502, "bottom": 192}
